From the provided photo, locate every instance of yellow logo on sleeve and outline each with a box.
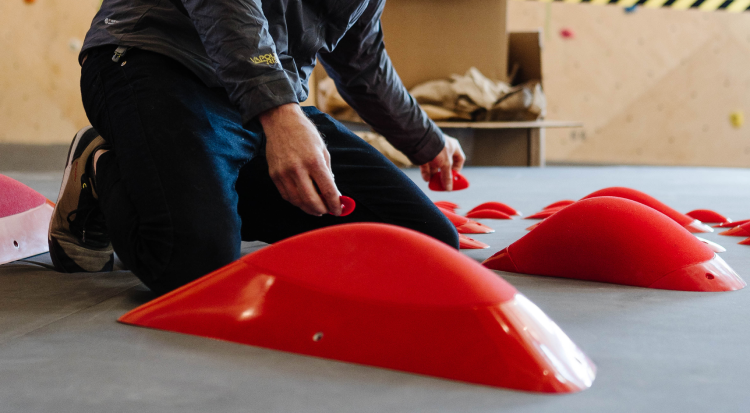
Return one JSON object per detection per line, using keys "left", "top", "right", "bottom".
{"left": 250, "top": 53, "right": 279, "bottom": 65}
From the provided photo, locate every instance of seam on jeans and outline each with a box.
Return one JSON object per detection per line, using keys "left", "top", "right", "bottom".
{"left": 112, "top": 55, "right": 177, "bottom": 281}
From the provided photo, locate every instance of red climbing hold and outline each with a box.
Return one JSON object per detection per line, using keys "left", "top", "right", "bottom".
{"left": 715, "top": 219, "right": 750, "bottom": 228}
{"left": 428, "top": 171, "right": 470, "bottom": 192}
{"left": 525, "top": 207, "right": 563, "bottom": 220}
{"left": 434, "top": 201, "right": 459, "bottom": 212}
{"left": 119, "top": 223, "right": 596, "bottom": 393}
{"left": 467, "top": 202, "right": 520, "bottom": 217}
{"left": 339, "top": 196, "right": 355, "bottom": 217}
{"left": 459, "top": 234, "right": 490, "bottom": 249}
{"left": 719, "top": 222, "right": 750, "bottom": 237}
{"left": 581, "top": 187, "right": 713, "bottom": 233}
{"left": 465, "top": 209, "right": 512, "bottom": 220}
{"left": 483, "top": 197, "right": 744, "bottom": 292}
{"left": 438, "top": 207, "right": 495, "bottom": 234}
{"left": 543, "top": 200, "right": 576, "bottom": 210}
{"left": 686, "top": 209, "right": 730, "bottom": 224}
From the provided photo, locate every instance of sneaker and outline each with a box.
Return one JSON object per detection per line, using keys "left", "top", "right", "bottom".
{"left": 48, "top": 126, "right": 114, "bottom": 272}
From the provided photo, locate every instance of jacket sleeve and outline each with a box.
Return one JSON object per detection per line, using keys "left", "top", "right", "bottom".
{"left": 180, "top": 0, "right": 298, "bottom": 126}
{"left": 316, "top": 0, "right": 445, "bottom": 166}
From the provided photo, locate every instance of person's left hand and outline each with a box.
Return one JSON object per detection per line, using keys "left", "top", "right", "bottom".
{"left": 420, "top": 135, "right": 466, "bottom": 191}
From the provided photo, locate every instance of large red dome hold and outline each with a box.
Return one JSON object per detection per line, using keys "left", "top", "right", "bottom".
{"left": 484, "top": 197, "right": 745, "bottom": 292}
{"left": 0, "top": 174, "right": 54, "bottom": 265}
{"left": 581, "top": 187, "right": 713, "bottom": 233}
{"left": 120, "top": 223, "right": 596, "bottom": 393}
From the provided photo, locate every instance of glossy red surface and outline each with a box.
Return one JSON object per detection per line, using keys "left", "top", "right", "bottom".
{"left": 525, "top": 222, "right": 542, "bottom": 231}
{"left": 483, "top": 197, "right": 745, "bottom": 292}
{"left": 339, "top": 196, "right": 355, "bottom": 217}
{"left": 739, "top": 238, "right": 750, "bottom": 245}
{"left": 119, "top": 223, "right": 596, "bottom": 393}
{"left": 524, "top": 208, "right": 563, "bottom": 220}
{"left": 437, "top": 207, "right": 495, "bottom": 234}
{"left": 582, "top": 187, "right": 712, "bottom": 233}
{"left": 719, "top": 222, "right": 750, "bottom": 237}
{"left": 434, "top": 201, "right": 459, "bottom": 211}
{"left": 543, "top": 200, "right": 576, "bottom": 210}
{"left": 458, "top": 234, "right": 490, "bottom": 249}
{"left": 428, "top": 171, "right": 470, "bottom": 191}
{"left": 715, "top": 219, "right": 750, "bottom": 228}
{"left": 686, "top": 209, "right": 730, "bottom": 224}
{"left": 467, "top": 202, "right": 520, "bottom": 217}
{"left": 0, "top": 174, "right": 47, "bottom": 219}
{"left": 465, "top": 209, "right": 512, "bottom": 220}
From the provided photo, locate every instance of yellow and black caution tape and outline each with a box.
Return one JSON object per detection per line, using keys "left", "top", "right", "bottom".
{"left": 524, "top": 0, "right": 750, "bottom": 13}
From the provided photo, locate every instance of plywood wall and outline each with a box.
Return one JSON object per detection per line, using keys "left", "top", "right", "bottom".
{"left": 381, "top": 0, "right": 508, "bottom": 89}
{"left": 4, "top": 0, "right": 750, "bottom": 168}
{"left": 508, "top": 1, "right": 750, "bottom": 166}
{"left": 0, "top": 0, "right": 98, "bottom": 144}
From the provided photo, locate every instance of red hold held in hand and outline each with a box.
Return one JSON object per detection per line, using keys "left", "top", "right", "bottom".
{"left": 428, "top": 171, "right": 470, "bottom": 192}
{"left": 329, "top": 196, "right": 356, "bottom": 217}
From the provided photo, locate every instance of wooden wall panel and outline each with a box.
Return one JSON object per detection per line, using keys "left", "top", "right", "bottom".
{"left": 508, "top": 1, "right": 750, "bottom": 166}
{"left": 1, "top": 0, "right": 98, "bottom": 144}
{"left": 381, "top": 0, "right": 508, "bottom": 89}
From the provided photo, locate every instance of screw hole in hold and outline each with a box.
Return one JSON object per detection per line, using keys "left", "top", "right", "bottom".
{"left": 706, "top": 273, "right": 715, "bottom": 280}
{"left": 13, "top": 240, "right": 19, "bottom": 248}
{"left": 312, "top": 332, "right": 323, "bottom": 342}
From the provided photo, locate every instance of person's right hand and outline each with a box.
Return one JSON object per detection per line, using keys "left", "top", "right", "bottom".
{"left": 259, "top": 103, "right": 342, "bottom": 216}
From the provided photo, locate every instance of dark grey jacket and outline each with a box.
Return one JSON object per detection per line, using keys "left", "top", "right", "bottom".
{"left": 81, "top": 0, "right": 445, "bottom": 164}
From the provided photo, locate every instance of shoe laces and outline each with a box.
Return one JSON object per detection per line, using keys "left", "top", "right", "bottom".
{"left": 67, "top": 204, "right": 109, "bottom": 246}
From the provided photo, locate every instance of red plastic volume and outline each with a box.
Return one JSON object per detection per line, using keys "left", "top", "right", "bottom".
{"left": 438, "top": 207, "right": 495, "bottom": 234}
{"left": 686, "top": 209, "right": 730, "bottom": 224}
{"left": 543, "top": 200, "right": 576, "bottom": 210}
{"left": 483, "top": 197, "right": 745, "bottom": 292}
{"left": 719, "top": 222, "right": 750, "bottom": 237}
{"left": 119, "top": 223, "right": 596, "bottom": 393}
{"left": 465, "top": 210, "right": 512, "bottom": 220}
{"left": 715, "top": 219, "right": 750, "bottom": 228}
{"left": 467, "top": 202, "right": 520, "bottom": 217}
{"left": 434, "top": 201, "right": 458, "bottom": 212}
{"left": 582, "top": 187, "right": 713, "bottom": 233}
{"left": 428, "top": 171, "right": 470, "bottom": 191}
{"left": 459, "top": 234, "right": 490, "bottom": 249}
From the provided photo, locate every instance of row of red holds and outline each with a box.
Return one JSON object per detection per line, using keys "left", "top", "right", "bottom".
{"left": 433, "top": 200, "right": 526, "bottom": 250}
{"left": 484, "top": 196, "right": 745, "bottom": 292}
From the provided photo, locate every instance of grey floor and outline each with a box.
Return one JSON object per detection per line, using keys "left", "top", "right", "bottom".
{"left": 1, "top": 166, "right": 749, "bottom": 412}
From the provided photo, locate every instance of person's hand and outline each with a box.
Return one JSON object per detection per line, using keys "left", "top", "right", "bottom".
{"left": 420, "top": 135, "right": 466, "bottom": 191}
{"left": 260, "top": 103, "right": 342, "bottom": 216}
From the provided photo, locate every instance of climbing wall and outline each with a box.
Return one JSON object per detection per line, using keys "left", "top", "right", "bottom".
{"left": 0, "top": 0, "right": 97, "bottom": 145}
{"left": 3, "top": 0, "right": 750, "bottom": 167}
{"left": 508, "top": 1, "right": 750, "bottom": 166}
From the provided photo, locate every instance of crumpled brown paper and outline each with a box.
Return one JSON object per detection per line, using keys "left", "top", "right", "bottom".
{"left": 410, "top": 67, "right": 546, "bottom": 122}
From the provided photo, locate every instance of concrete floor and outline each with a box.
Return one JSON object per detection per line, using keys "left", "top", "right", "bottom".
{"left": 1, "top": 166, "right": 749, "bottom": 412}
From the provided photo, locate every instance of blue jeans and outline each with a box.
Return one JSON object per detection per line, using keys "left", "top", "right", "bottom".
{"left": 80, "top": 46, "right": 458, "bottom": 294}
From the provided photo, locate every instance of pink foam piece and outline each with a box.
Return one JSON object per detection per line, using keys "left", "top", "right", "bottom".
{"left": 0, "top": 175, "right": 47, "bottom": 219}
